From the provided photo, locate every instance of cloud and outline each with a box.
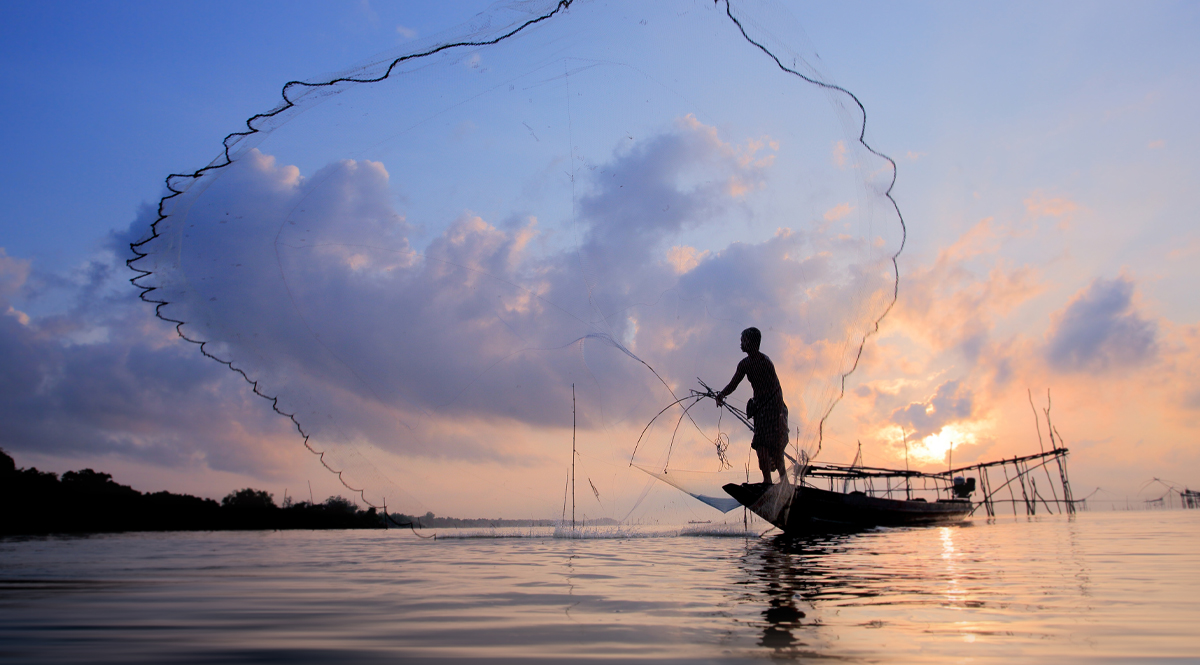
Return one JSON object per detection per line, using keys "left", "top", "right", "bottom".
{"left": 1044, "top": 276, "right": 1158, "bottom": 373}
{"left": 0, "top": 248, "right": 31, "bottom": 299}
{"left": 1024, "top": 194, "right": 1078, "bottom": 218}
{"left": 1166, "top": 238, "right": 1200, "bottom": 260}
{"left": 1148, "top": 139, "right": 1165, "bottom": 149}
{"left": 831, "top": 140, "right": 847, "bottom": 168}
{"left": 0, "top": 250, "right": 298, "bottom": 479}
{"left": 823, "top": 203, "right": 854, "bottom": 222}
{"left": 665, "top": 245, "right": 708, "bottom": 274}
{"left": 1023, "top": 192, "right": 1080, "bottom": 230}
{"left": 396, "top": 24, "right": 417, "bottom": 39}
{"left": 0, "top": 249, "right": 32, "bottom": 325}
{"left": 890, "top": 380, "right": 974, "bottom": 440}
{"left": 892, "top": 217, "right": 1043, "bottom": 361}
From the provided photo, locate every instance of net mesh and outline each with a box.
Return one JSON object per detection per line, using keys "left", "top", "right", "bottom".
{"left": 129, "top": 0, "right": 903, "bottom": 523}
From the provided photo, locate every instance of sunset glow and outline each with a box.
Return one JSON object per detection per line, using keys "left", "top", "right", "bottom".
{"left": 910, "top": 426, "right": 980, "bottom": 467}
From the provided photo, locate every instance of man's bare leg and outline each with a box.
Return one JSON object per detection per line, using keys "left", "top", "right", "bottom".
{"left": 772, "top": 447, "right": 787, "bottom": 484}
{"left": 757, "top": 448, "right": 773, "bottom": 484}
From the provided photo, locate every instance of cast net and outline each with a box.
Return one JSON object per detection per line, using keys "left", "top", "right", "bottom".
{"left": 130, "top": 0, "right": 903, "bottom": 525}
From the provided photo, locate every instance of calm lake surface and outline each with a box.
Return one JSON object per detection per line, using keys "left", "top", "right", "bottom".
{"left": 2, "top": 509, "right": 1197, "bottom": 663}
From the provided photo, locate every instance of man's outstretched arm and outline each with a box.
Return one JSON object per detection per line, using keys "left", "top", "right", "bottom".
{"left": 715, "top": 363, "right": 746, "bottom": 407}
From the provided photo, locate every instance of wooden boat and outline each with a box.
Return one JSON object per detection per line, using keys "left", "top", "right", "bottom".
{"left": 721, "top": 446, "right": 1079, "bottom": 534}
{"left": 638, "top": 385, "right": 1078, "bottom": 532}
{"left": 723, "top": 481, "right": 973, "bottom": 533}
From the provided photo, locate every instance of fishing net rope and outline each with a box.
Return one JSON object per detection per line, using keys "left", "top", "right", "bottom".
{"left": 129, "top": 0, "right": 904, "bottom": 522}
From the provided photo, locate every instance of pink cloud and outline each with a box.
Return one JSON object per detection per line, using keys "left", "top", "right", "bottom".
{"left": 823, "top": 203, "right": 854, "bottom": 222}
{"left": 0, "top": 248, "right": 31, "bottom": 299}
{"left": 891, "top": 218, "right": 1043, "bottom": 358}
{"left": 1024, "top": 192, "right": 1081, "bottom": 230}
{"left": 831, "top": 140, "right": 847, "bottom": 168}
{"left": 1166, "top": 238, "right": 1200, "bottom": 260}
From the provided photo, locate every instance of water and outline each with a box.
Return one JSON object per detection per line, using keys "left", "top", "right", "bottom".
{"left": 1, "top": 510, "right": 1197, "bottom": 663}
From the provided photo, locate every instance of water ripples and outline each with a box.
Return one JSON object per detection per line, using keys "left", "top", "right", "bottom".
{"left": 1, "top": 510, "right": 1197, "bottom": 663}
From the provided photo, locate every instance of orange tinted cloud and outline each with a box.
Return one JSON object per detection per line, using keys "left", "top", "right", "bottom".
{"left": 891, "top": 218, "right": 1043, "bottom": 356}
{"left": 1166, "top": 238, "right": 1200, "bottom": 260}
{"left": 666, "top": 245, "right": 708, "bottom": 274}
{"left": 823, "top": 203, "right": 854, "bottom": 222}
{"left": 831, "top": 140, "right": 847, "bottom": 168}
{"left": 1024, "top": 192, "right": 1080, "bottom": 230}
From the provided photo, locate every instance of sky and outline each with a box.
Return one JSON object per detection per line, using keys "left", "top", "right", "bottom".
{"left": 1, "top": 0, "right": 1197, "bottom": 518}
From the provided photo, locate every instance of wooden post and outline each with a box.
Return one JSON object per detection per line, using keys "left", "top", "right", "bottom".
{"left": 571, "top": 383, "right": 576, "bottom": 530}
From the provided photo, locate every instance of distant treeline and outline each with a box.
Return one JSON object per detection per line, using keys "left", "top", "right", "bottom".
{"left": 0, "top": 449, "right": 382, "bottom": 535}
{"left": 0, "top": 450, "right": 597, "bottom": 535}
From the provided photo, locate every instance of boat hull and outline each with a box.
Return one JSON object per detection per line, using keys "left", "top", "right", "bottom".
{"left": 723, "top": 482, "right": 972, "bottom": 534}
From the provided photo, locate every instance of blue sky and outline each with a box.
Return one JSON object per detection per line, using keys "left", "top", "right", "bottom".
{"left": 0, "top": 1, "right": 477, "bottom": 268}
{"left": 1, "top": 1, "right": 1198, "bottom": 517}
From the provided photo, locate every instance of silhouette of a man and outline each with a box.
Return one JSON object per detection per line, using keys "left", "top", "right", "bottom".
{"left": 715, "top": 327, "right": 789, "bottom": 484}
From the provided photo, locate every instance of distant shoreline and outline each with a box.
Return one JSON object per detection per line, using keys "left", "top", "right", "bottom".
{"left": 393, "top": 514, "right": 619, "bottom": 529}
{"left": 0, "top": 449, "right": 587, "bottom": 536}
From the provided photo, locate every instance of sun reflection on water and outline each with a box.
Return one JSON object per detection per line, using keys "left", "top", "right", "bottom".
{"left": 939, "top": 526, "right": 966, "bottom": 606}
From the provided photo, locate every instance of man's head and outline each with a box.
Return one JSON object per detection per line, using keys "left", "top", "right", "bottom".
{"left": 740, "top": 327, "right": 761, "bottom": 353}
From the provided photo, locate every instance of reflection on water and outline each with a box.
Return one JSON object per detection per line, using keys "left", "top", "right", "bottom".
{"left": 747, "top": 538, "right": 819, "bottom": 656}
{"left": 739, "top": 532, "right": 900, "bottom": 659}
{"left": 730, "top": 511, "right": 1197, "bottom": 663}
{"left": 1, "top": 511, "right": 1197, "bottom": 663}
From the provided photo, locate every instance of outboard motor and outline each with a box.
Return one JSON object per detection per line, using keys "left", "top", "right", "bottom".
{"left": 952, "top": 476, "right": 976, "bottom": 499}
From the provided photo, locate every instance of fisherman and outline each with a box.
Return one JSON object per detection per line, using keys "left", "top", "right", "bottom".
{"left": 715, "top": 327, "right": 789, "bottom": 485}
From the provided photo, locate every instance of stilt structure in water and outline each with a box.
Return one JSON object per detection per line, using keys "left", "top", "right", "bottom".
{"left": 1141, "top": 478, "right": 1200, "bottom": 510}
{"left": 965, "top": 448, "right": 1076, "bottom": 516}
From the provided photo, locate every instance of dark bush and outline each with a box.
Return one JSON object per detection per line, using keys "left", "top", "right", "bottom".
{"left": 222, "top": 488, "right": 276, "bottom": 510}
